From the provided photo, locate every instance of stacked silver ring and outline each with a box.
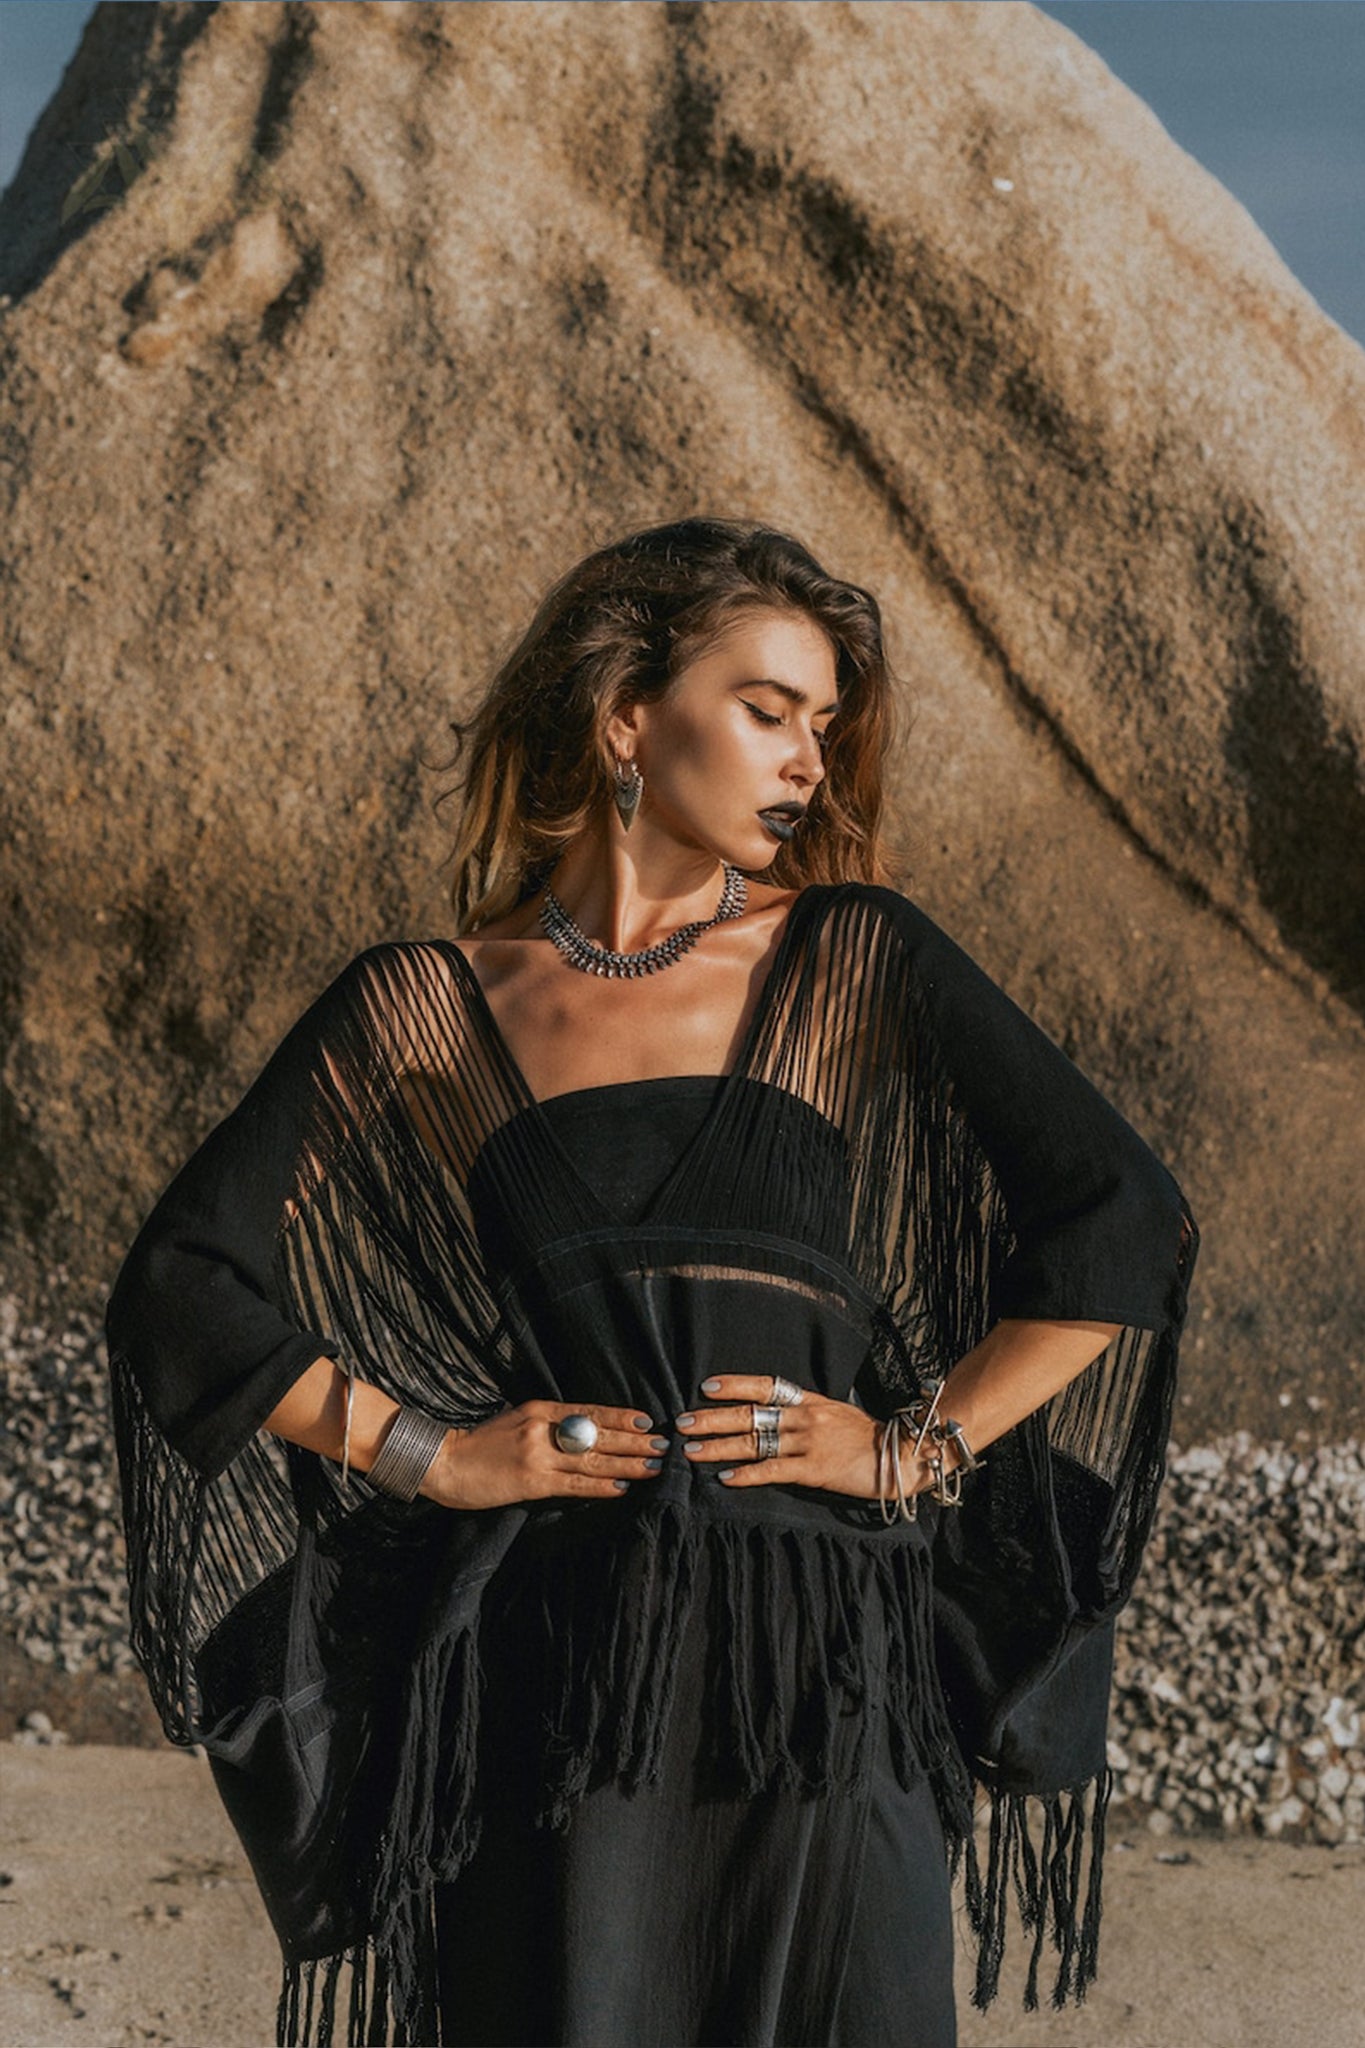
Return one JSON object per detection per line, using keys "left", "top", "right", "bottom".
{"left": 752, "top": 1403, "right": 783, "bottom": 1460}
{"left": 769, "top": 1376, "right": 805, "bottom": 1408}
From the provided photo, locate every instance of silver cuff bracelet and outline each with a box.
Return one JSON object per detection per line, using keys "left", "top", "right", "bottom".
{"left": 366, "top": 1404, "right": 448, "bottom": 1502}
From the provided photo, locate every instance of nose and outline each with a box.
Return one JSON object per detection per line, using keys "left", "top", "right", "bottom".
{"left": 793, "top": 734, "right": 826, "bottom": 786}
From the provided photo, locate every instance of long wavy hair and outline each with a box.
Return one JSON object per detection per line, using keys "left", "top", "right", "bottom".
{"left": 432, "top": 517, "right": 915, "bottom": 933}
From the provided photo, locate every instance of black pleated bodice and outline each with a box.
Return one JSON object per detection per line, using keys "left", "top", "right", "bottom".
{"left": 532, "top": 1073, "right": 728, "bottom": 1222}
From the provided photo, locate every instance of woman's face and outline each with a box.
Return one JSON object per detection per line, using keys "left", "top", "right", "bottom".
{"left": 620, "top": 607, "right": 840, "bottom": 870}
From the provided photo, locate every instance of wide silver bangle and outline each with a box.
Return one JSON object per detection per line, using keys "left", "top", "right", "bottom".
{"left": 365, "top": 1404, "right": 448, "bottom": 1502}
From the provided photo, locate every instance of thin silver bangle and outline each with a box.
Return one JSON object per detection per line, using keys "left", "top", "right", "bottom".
{"left": 878, "top": 1409, "right": 921, "bottom": 1525}
{"left": 876, "top": 1390, "right": 983, "bottom": 1521}
{"left": 339, "top": 1361, "right": 357, "bottom": 1486}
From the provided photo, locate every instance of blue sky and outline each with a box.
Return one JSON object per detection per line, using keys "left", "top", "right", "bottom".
{"left": 1, "top": 2, "right": 1361, "bottom": 350}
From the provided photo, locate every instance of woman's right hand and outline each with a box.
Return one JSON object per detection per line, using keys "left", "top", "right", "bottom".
{"left": 420, "top": 1400, "right": 671, "bottom": 1511}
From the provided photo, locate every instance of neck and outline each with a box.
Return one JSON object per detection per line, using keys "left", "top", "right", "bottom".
{"left": 540, "top": 817, "right": 737, "bottom": 955}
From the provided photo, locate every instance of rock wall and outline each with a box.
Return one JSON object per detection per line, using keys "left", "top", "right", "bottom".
{"left": 1, "top": 1, "right": 1363, "bottom": 1440}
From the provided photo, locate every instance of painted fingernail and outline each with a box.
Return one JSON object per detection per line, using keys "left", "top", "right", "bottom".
{"left": 649, "top": 1437, "right": 670, "bottom": 1453}
{"left": 702, "top": 1378, "right": 722, "bottom": 1393}
{"left": 644, "top": 1457, "right": 663, "bottom": 1471}
{"left": 633, "top": 1416, "right": 654, "bottom": 1431}
{"left": 676, "top": 1413, "right": 695, "bottom": 1429}
{"left": 684, "top": 1441, "right": 704, "bottom": 1455}
{"left": 613, "top": 1478, "right": 631, "bottom": 1491}
{"left": 716, "top": 1467, "right": 735, "bottom": 1480}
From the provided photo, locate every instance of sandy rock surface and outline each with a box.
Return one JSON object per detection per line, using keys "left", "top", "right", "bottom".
{"left": 1, "top": 1745, "right": 1363, "bottom": 2048}
{"left": 0, "top": 2, "right": 1362, "bottom": 1438}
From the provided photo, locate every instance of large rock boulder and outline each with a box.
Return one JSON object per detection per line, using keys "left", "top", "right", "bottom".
{"left": 1, "top": 1, "right": 1362, "bottom": 1441}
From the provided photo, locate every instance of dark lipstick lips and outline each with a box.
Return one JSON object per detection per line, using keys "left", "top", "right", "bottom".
{"left": 758, "top": 805, "right": 805, "bottom": 841}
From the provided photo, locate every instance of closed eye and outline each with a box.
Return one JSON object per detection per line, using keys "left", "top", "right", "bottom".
{"left": 742, "top": 701, "right": 835, "bottom": 748}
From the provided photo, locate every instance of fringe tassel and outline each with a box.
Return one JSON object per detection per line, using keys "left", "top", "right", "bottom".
{"left": 963, "top": 1766, "right": 1113, "bottom": 2012}
{"left": 521, "top": 1499, "right": 973, "bottom": 1842}
{"left": 529, "top": 1495, "right": 703, "bottom": 1827}
{"left": 369, "top": 1620, "right": 484, "bottom": 1910}
{"left": 275, "top": 1499, "right": 980, "bottom": 2045}
{"left": 274, "top": 1914, "right": 437, "bottom": 2046}
{"left": 273, "top": 1618, "right": 484, "bottom": 2045}
{"left": 276, "top": 1960, "right": 301, "bottom": 2045}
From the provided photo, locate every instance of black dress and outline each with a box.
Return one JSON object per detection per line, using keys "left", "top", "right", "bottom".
{"left": 104, "top": 882, "right": 1199, "bottom": 2045}
{"left": 433, "top": 1077, "right": 958, "bottom": 2048}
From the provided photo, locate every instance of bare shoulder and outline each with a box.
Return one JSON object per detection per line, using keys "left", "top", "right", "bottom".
{"left": 462, "top": 905, "right": 536, "bottom": 942}
{"left": 738, "top": 885, "right": 801, "bottom": 953}
{"left": 744, "top": 884, "right": 801, "bottom": 916}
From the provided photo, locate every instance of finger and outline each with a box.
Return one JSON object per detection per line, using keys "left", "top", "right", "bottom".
{"left": 586, "top": 1404, "right": 661, "bottom": 1433}
{"left": 551, "top": 1470, "right": 650, "bottom": 1499}
{"left": 676, "top": 1404, "right": 756, "bottom": 1437}
{"left": 597, "top": 1405, "right": 661, "bottom": 1433}
{"left": 693, "top": 1375, "right": 788, "bottom": 1403}
{"left": 681, "top": 1430, "right": 786, "bottom": 1463}
{"left": 535, "top": 1401, "right": 661, "bottom": 1434}
{"left": 714, "top": 1456, "right": 804, "bottom": 1487}
{"left": 589, "top": 1448, "right": 666, "bottom": 1477}
{"left": 543, "top": 1423, "right": 671, "bottom": 1459}
{"left": 540, "top": 1417, "right": 671, "bottom": 1466}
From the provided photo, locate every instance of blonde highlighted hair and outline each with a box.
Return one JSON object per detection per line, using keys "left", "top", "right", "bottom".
{"left": 432, "top": 517, "right": 914, "bottom": 933}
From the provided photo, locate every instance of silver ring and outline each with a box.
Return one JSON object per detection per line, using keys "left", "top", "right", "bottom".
{"left": 552, "top": 1413, "right": 599, "bottom": 1455}
{"left": 752, "top": 1403, "right": 782, "bottom": 1460}
{"left": 769, "top": 1375, "right": 805, "bottom": 1407}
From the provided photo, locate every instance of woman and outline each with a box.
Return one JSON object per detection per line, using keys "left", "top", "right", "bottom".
{"left": 107, "top": 517, "right": 1199, "bottom": 2048}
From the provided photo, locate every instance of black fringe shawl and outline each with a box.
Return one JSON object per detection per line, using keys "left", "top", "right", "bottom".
{"left": 106, "top": 881, "right": 1199, "bottom": 2044}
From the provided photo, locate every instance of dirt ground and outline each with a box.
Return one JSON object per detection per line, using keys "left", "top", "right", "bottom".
{"left": 2, "top": 1745, "right": 1363, "bottom": 2048}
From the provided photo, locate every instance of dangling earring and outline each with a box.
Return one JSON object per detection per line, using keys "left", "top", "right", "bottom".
{"left": 611, "top": 752, "right": 644, "bottom": 832}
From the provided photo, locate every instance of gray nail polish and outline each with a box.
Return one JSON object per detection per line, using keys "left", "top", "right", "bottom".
{"left": 632, "top": 1416, "right": 654, "bottom": 1431}
{"left": 644, "top": 1456, "right": 663, "bottom": 1471}
{"left": 650, "top": 1436, "right": 670, "bottom": 1453}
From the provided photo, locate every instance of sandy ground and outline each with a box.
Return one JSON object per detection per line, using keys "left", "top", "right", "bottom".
{"left": 2, "top": 1746, "right": 1363, "bottom": 2048}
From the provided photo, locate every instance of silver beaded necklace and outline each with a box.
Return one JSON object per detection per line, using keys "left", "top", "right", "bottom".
{"left": 539, "top": 863, "right": 749, "bottom": 977}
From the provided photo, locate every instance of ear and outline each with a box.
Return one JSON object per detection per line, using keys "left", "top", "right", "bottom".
{"left": 603, "top": 697, "right": 647, "bottom": 761}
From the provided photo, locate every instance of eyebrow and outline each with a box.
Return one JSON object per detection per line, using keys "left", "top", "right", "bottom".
{"left": 741, "top": 678, "right": 842, "bottom": 715}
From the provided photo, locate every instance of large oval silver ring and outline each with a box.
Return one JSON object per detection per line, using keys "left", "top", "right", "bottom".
{"left": 752, "top": 1403, "right": 782, "bottom": 1460}
{"left": 769, "top": 1375, "right": 805, "bottom": 1407}
{"left": 552, "top": 1413, "right": 599, "bottom": 1455}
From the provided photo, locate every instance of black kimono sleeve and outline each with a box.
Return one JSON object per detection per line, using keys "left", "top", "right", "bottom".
{"left": 106, "top": 943, "right": 518, "bottom": 1751}
{"left": 864, "top": 886, "right": 1200, "bottom": 2008}
{"left": 106, "top": 1008, "right": 345, "bottom": 1481}
{"left": 909, "top": 908, "right": 1193, "bottom": 1337}
{"left": 867, "top": 888, "right": 1199, "bottom": 1610}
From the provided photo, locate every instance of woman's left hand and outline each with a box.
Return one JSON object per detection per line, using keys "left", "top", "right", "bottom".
{"left": 675, "top": 1374, "right": 920, "bottom": 1501}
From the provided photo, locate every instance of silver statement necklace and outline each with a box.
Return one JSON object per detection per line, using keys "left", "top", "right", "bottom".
{"left": 539, "top": 864, "right": 749, "bottom": 977}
